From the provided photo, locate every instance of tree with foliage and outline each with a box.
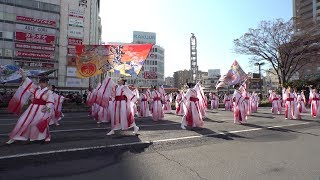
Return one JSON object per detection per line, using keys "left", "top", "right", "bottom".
{"left": 233, "top": 18, "right": 319, "bottom": 85}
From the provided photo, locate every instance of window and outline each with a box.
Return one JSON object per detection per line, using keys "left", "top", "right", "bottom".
{"left": 0, "top": 31, "right": 2, "bottom": 38}
{"left": 155, "top": 61, "right": 157, "bottom": 65}
{"left": 155, "top": 48, "right": 157, "bottom": 52}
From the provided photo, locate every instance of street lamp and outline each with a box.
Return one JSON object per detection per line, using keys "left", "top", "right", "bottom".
{"left": 254, "top": 62, "right": 265, "bottom": 98}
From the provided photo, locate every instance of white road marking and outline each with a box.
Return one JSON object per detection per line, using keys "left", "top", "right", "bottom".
{"left": 0, "top": 122, "right": 313, "bottom": 160}
{"left": 0, "top": 141, "right": 152, "bottom": 160}
{"left": 0, "top": 122, "right": 181, "bottom": 136}
{"left": 153, "top": 122, "right": 311, "bottom": 143}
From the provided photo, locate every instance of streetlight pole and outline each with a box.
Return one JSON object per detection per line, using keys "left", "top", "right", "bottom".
{"left": 254, "top": 62, "right": 265, "bottom": 98}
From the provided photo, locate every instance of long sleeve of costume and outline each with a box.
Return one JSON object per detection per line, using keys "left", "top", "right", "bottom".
{"left": 8, "top": 77, "right": 36, "bottom": 115}
{"left": 96, "top": 76, "right": 116, "bottom": 107}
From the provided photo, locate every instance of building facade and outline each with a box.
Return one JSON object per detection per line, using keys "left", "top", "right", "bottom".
{"left": 0, "top": 0, "right": 101, "bottom": 88}
{"left": 293, "top": 0, "right": 320, "bottom": 80}
{"left": 173, "top": 69, "right": 192, "bottom": 89}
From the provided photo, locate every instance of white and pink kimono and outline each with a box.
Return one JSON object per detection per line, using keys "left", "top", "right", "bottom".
{"left": 210, "top": 93, "right": 219, "bottom": 110}
{"left": 242, "top": 91, "right": 251, "bottom": 116}
{"left": 297, "top": 93, "right": 307, "bottom": 113}
{"left": 309, "top": 89, "right": 320, "bottom": 118}
{"left": 151, "top": 90, "right": 164, "bottom": 121}
{"left": 132, "top": 88, "right": 140, "bottom": 116}
{"left": 163, "top": 94, "right": 172, "bottom": 113}
{"left": 50, "top": 93, "right": 65, "bottom": 125}
{"left": 139, "top": 93, "right": 151, "bottom": 117}
{"left": 223, "top": 94, "right": 232, "bottom": 111}
{"left": 195, "top": 82, "right": 207, "bottom": 117}
{"left": 175, "top": 92, "right": 185, "bottom": 115}
{"left": 108, "top": 85, "right": 138, "bottom": 130}
{"left": 250, "top": 93, "right": 259, "bottom": 113}
{"left": 181, "top": 88, "right": 204, "bottom": 128}
{"left": 7, "top": 78, "right": 54, "bottom": 141}
{"left": 233, "top": 89, "right": 246, "bottom": 124}
{"left": 269, "top": 91, "right": 282, "bottom": 114}
{"left": 283, "top": 88, "right": 300, "bottom": 119}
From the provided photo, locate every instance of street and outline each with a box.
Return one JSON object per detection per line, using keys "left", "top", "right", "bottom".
{"left": 0, "top": 108, "right": 319, "bottom": 180}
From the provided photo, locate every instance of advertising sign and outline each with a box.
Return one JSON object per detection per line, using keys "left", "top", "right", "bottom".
{"left": 133, "top": 31, "right": 156, "bottom": 44}
{"left": 15, "top": 61, "right": 54, "bottom": 68}
{"left": 15, "top": 32, "right": 55, "bottom": 44}
{"left": 68, "top": 38, "right": 83, "bottom": 45}
{"left": 16, "top": 16, "right": 56, "bottom": 27}
{"left": 68, "top": 28, "right": 83, "bottom": 38}
{"left": 69, "top": 9, "right": 84, "bottom": 18}
{"left": 66, "top": 77, "right": 82, "bottom": 87}
{"left": 69, "top": 18, "right": 84, "bottom": 27}
{"left": 16, "top": 24, "right": 56, "bottom": 34}
{"left": 67, "top": 67, "right": 77, "bottom": 77}
{"left": 15, "top": 43, "right": 55, "bottom": 51}
{"left": 16, "top": 50, "right": 54, "bottom": 59}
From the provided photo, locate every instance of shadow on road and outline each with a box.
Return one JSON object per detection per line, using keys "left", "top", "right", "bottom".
{"left": 203, "top": 117, "right": 226, "bottom": 123}
{"left": 189, "top": 127, "right": 248, "bottom": 141}
{"left": 241, "top": 123, "right": 319, "bottom": 137}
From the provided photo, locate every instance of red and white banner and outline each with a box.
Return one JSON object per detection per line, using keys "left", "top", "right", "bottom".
{"left": 15, "top": 32, "right": 55, "bottom": 44}
{"left": 15, "top": 61, "right": 54, "bottom": 68}
{"left": 68, "top": 38, "right": 83, "bottom": 45}
{"left": 144, "top": 71, "right": 158, "bottom": 79}
{"left": 16, "top": 16, "right": 56, "bottom": 27}
{"left": 15, "top": 43, "right": 55, "bottom": 51}
{"left": 16, "top": 50, "right": 54, "bottom": 59}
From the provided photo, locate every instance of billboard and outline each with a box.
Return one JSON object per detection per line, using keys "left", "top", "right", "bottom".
{"left": 16, "top": 24, "right": 56, "bottom": 35}
{"left": 144, "top": 71, "right": 158, "bottom": 79}
{"left": 15, "top": 43, "right": 55, "bottom": 51}
{"left": 16, "top": 50, "right": 54, "bottom": 59}
{"left": 16, "top": 16, "right": 56, "bottom": 27}
{"left": 15, "top": 32, "right": 55, "bottom": 44}
{"left": 133, "top": 31, "right": 156, "bottom": 44}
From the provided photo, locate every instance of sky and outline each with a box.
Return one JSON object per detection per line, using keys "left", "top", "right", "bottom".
{"left": 100, "top": 0, "right": 293, "bottom": 77}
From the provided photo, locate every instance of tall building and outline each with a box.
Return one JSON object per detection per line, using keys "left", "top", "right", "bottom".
{"left": 0, "top": 0, "right": 101, "bottom": 88}
{"left": 107, "top": 31, "right": 165, "bottom": 87}
{"left": 293, "top": 0, "right": 320, "bottom": 80}
{"left": 293, "top": 0, "right": 320, "bottom": 25}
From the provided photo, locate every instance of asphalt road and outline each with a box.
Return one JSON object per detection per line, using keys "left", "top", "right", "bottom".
{"left": 0, "top": 108, "right": 319, "bottom": 180}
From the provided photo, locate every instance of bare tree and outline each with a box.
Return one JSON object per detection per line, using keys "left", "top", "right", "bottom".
{"left": 233, "top": 18, "right": 319, "bottom": 85}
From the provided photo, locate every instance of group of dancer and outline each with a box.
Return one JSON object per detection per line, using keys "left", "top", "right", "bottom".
{"left": 4, "top": 70, "right": 320, "bottom": 144}
{"left": 268, "top": 85, "right": 320, "bottom": 119}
